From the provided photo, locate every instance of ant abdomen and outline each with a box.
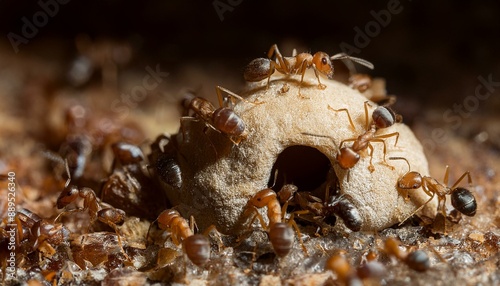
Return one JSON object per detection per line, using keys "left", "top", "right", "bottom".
{"left": 337, "top": 147, "right": 360, "bottom": 169}
{"left": 212, "top": 108, "right": 246, "bottom": 137}
{"left": 372, "top": 106, "right": 396, "bottom": 129}
{"left": 268, "top": 222, "right": 295, "bottom": 257}
{"left": 451, "top": 187, "right": 477, "bottom": 216}
{"left": 243, "top": 58, "right": 273, "bottom": 82}
{"left": 405, "top": 250, "right": 430, "bottom": 272}
{"left": 183, "top": 234, "right": 211, "bottom": 267}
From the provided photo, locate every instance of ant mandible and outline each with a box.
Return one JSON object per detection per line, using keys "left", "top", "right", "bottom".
{"left": 181, "top": 85, "right": 262, "bottom": 145}
{"left": 389, "top": 156, "right": 477, "bottom": 232}
{"left": 243, "top": 44, "right": 374, "bottom": 92}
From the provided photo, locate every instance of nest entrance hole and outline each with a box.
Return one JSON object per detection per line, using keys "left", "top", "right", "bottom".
{"left": 268, "top": 145, "right": 333, "bottom": 194}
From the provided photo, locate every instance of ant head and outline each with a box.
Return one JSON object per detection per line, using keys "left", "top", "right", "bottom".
{"left": 451, "top": 187, "right": 477, "bottom": 216}
{"left": 336, "top": 147, "right": 360, "bottom": 169}
{"left": 312, "top": 52, "right": 334, "bottom": 79}
{"left": 56, "top": 185, "right": 79, "bottom": 209}
{"left": 250, "top": 188, "right": 276, "bottom": 208}
{"left": 372, "top": 106, "right": 396, "bottom": 129}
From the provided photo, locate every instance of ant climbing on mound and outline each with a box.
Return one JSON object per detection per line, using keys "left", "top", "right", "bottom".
{"left": 304, "top": 101, "right": 401, "bottom": 177}
{"left": 149, "top": 209, "right": 221, "bottom": 267}
{"left": 243, "top": 44, "right": 374, "bottom": 93}
{"left": 181, "top": 85, "right": 262, "bottom": 145}
{"left": 389, "top": 156, "right": 477, "bottom": 233}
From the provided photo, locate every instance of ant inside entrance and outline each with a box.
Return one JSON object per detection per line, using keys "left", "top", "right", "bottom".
{"left": 268, "top": 146, "right": 334, "bottom": 196}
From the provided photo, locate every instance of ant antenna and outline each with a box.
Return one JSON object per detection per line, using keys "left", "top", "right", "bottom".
{"left": 301, "top": 132, "right": 340, "bottom": 149}
{"left": 388, "top": 157, "right": 411, "bottom": 173}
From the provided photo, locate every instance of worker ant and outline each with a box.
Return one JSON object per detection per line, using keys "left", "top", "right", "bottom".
{"left": 384, "top": 237, "right": 430, "bottom": 272}
{"left": 389, "top": 157, "right": 477, "bottom": 233}
{"left": 181, "top": 85, "right": 262, "bottom": 145}
{"left": 15, "top": 208, "right": 68, "bottom": 256}
{"left": 240, "top": 187, "right": 306, "bottom": 257}
{"left": 326, "top": 251, "right": 385, "bottom": 285}
{"left": 55, "top": 160, "right": 130, "bottom": 258}
{"left": 243, "top": 44, "right": 374, "bottom": 92}
{"left": 304, "top": 101, "right": 400, "bottom": 177}
{"left": 150, "top": 209, "right": 220, "bottom": 267}
{"left": 276, "top": 177, "right": 363, "bottom": 234}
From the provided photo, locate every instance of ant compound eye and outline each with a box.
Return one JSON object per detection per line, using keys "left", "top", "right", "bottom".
{"left": 321, "top": 57, "right": 328, "bottom": 65}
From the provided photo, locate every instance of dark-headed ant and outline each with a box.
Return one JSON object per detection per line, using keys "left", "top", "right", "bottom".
{"left": 389, "top": 157, "right": 477, "bottom": 232}
{"left": 243, "top": 44, "right": 374, "bottom": 92}
{"left": 304, "top": 101, "right": 400, "bottom": 176}
{"left": 181, "top": 86, "right": 261, "bottom": 145}
{"left": 384, "top": 237, "right": 430, "bottom": 272}
{"left": 152, "top": 209, "right": 220, "bottom": 267}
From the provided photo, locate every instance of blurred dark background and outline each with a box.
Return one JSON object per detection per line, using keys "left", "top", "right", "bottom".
{"left": 0, "top": 0, "right": 499, "bottom": 114}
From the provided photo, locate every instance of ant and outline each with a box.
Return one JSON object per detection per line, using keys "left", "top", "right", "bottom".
{"left": 276, "top": 177, "right": 362, "bottom": 234}
{"left": 148, "top": 134, "right": 183, "bottom": 190}
{"left": 15, "top": 208, "right": 68, "bottom": 256}
{"left": 326, "top": 251, "right": 385, "bottom": 285}
{"left": 304, "top": 101, "right": 400, "bottom": 176}
{"left": 55, "top": 160, "right": 130, "bottom": 259}
{"left": 389, "top": 157, "right": 477, "bottom": 233}
{"left": 243, "top": 44, "right": 374, "bottom": 92}
{"left": 384, "top": 237, "right": 430, "bottom": 272}
{"left": 181, "top": 85, "right": 261, "bottom": 145}
{"left": 240, "top": 187, "right": 306, "bottom": 257}
{"left": 151, "top": 209, "right": 220, "bottom": 267}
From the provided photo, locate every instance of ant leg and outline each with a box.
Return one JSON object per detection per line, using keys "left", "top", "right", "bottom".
{"left": 369, "top": 138, "right": 394, "bottom": 170}
{"left": 374, "top": 132, "right": 400, "bottom": 147}
{"left": 328, "top": 105, "right": 355, "bottom": 131}
{"left": 398, "top": 182, "right": 435, "bottom": 226}
{"left": 216, "top": 85, "right": 263, "bottom": 107}
{"left": 450, "top": 171, "right": 472, "bottom": 189}
{"left": 443, "top": 166, "right": 450, "bottom": 187}
{"left": 286, "top": 215, "right": 308, "bottom": 256}
{"left": 108, "top": 222, "right": 131, "bottom": 261}
{"left": 338, "top": 138, "right": 357, "bottom": 150}
{"left": 364, "top": 101, "right": 371, "bottom": 131}
{"left": 298, "top": 60, "right": 312, "bottom": 99}
{"left": 367, "top": 143, "right": 375, "bottom": 172}
{"left": 267, "top": 44, "right": 289, "bottom": 74}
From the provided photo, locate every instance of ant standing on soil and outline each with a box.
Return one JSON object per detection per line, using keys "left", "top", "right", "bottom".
{"left": 243, "top": 44, "right": 374, "bottom": 94}
{"left": 241, "top": 187, "right": 307, "bottom": 257}
{"left": 384, "top": 237, "right": 430, "bottom": 272}
{"left": 389, "top": 157, "right": 477, "bottom": 233}
{"left": 151, "top": 209, "right": 220, "bottom": 267}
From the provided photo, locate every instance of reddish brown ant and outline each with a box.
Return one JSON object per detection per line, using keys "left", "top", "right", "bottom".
{"left": 15, "top": 208, "right": 68, "bottom": 256}
{"left": 304, "top": 101, "right": 400, "bottom": 176}
{"left": 384, "top": 237, "right": 430, "bottom": 272}
{"left": 241, "top": 187, "right": 306, "bottom": 257}
{"left": 326, "top": 251, "right": 385, "bottom": 285}
{"left": 389, "top": 157, "right": 477, "bottom": 233}
{"left": 152, "top": 209, "right": 220, "bottom": 267}
{"left": 243, "top": 44, "right": 374, "bottom": 92}
{"left": 181, "top": 85, "right": 261, "bottom": 145}
{"left": 55, "top": 161, "right": 130, "bottom": 259}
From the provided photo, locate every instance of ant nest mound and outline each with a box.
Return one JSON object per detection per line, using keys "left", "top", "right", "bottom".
{"left": 156, "top": 72, "right": 437, "bottom": 234}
